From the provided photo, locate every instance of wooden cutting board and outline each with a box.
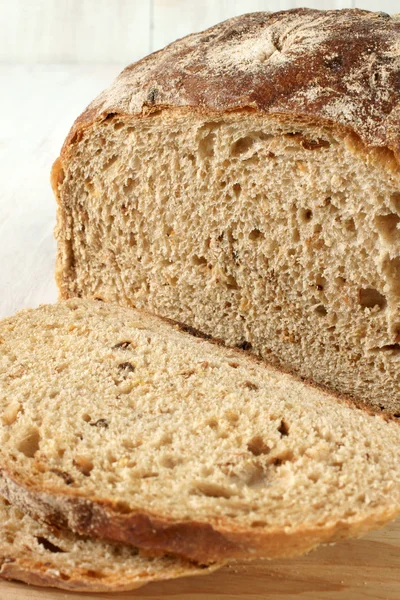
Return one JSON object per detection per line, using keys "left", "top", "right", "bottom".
{"left": 0, "top": 518, "right": 398, "bottom": 600}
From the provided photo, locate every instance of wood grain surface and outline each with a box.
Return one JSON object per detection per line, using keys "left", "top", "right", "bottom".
{"left": 0, "top": 519, "right": 399, "bottom": 600}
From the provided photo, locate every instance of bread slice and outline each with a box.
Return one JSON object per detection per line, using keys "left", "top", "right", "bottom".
{"left": 52, "top": 9, "right": 400, "bottom": 416}
{"left": 0, "top": 496, "right": 217, "bottom": 592}
{"left": 0, "top": 299, "right": 399, "bottom": 564}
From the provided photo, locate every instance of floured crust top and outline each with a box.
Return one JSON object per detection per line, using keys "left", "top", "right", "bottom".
{"left": 61, "top": 9, "right": 400, "bottom": 159}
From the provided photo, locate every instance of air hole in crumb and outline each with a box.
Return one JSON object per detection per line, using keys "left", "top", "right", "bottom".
{"left": 36, "top": 537, "right": 65, "bottom": 553}
{"left": 300, "top": 208, "right": 313, "bottom": 223}
{"left": 156, "top": 433, "right": 172, "bottom": 447}
{"left": 249, "top": 229, "right": 264, "bottom": 241}
{"left": 382, "top": 256, "right": 400, "bottom": 296}
{"left": 371, "top": 344, "right": 400, "bottom": 354}
{"left": 390, "top": 192, "right": 400, "bottom": 215}
{"left": 375, "top": 213, "right": 400, "bottom": 244}
{"left": 113, "top": 121, "right": 124, "bottom": 130}
{"left": 118, "top": 362, "right": 135, "bottom": 372}
{"left": 194, "top": 482, "right": 235, "bottom": 499}
{"left": 206, "top": 418, "right": 219, "bottom": 429}
{"left": 84, "top": 179, "right": 94, "bottom": 193}
{"left": 228, "top": 361, "right": 239, "bottom": 368}
{"left": 314, "top": 305, "right": 327, "bottom": 317}
{"left": 103, "top": 155, "right": 118, "bottom": 170}
{"left": 277, "top": 420, "right": 289, "bottom": 437}
{"left": 231, "top": 136, "right": 255, "bottom": 156}
{"left": 344, "top": 218, "right": 356, "bottom": 232}
{"left": 241, "top": 381, "right": 259, "bottom": 391}
{"left": 18, "top": 428, "right": 41, "bottom": 458}
{"left": 269, "top": 449, "right": 294, "bottom": 466}
{"left": 359, "top": 288, "right": 387, "bottom": 311}
{"left": 73, "top": 456, "right": 94, "bottom": 477}
{"left": 112, "top": 341, "right": 134, "bottom": 350}
{"left": 123, "top": 178, "right": 135, "bottom": 194}
{"left": 199, "top": 132, "right": 216, "bottom": 158}
{"left": 225, "top": 410, "right": 239, "bottom": 424}
{"left": 192, "top": 255, "right": 208, "bottom": 266}
{"left": 233, "top": 183, "right": 241, "bottom": 197}
{"left": 226, "top": 275, "right": 239, "bottom": 290}
{"left": 236, "top": 340, "right": 252, "bottom": 351}
{"left": 335, "top": 276, "right": 346, "bottom": 287}
{"left": 68, "top": 303, "right": 80, "bottom": 311}
{"left": 89, "top": 419, "right": 109, "bottom": 428}
{"left": 160, "top": 455, "right": 182, "bottom": 469}
{"left": 141, "top": 472, "right": 159, "bottom": 479}
{"left": 315, "top": 275, "right": 326, "bottom": 291}
{"left": 247, "top": 436, "right": 271, "bottom": 456}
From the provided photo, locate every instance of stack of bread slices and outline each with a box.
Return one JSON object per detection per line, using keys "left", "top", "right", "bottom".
{"left": 1, "top": 8, "right": 400, "bottom": 593}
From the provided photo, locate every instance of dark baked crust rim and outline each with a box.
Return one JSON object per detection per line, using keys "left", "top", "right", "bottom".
{"left": 0, "top": 466, "right": 398, "bottom": 564}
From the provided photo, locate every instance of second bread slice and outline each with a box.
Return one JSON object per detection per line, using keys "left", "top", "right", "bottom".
{"left": 0, "top": 496, "right": 218, "bottom": 592}
{"left": 0, "top": 299, "right": 399, "bottom": 563}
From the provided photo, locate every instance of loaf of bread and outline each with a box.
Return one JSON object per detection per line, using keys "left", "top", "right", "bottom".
{"left": 52, "top": 8, "right": 400, "bottom": 416}
{"left": 0, "top": 496, "right": 217, "bottom": 592}
{"left": 0, "top": 299, "right": 399, "bottom": 563}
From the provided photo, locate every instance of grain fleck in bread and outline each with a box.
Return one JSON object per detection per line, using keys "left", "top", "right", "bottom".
{"left": 52, "top": 8, "right": 400, "bottom": 415}
{"left": 0, "top": 496, "right": 217, "bottom": 592}
{"left": 0, "top": 299, "right": 399, "bottom": 563}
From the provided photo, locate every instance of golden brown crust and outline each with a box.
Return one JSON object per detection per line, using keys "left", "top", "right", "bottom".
{"left": 57, "top": 9, "right": 400, "bottom": 165}
{"left": 0, "top": 468, "right": 397, "bottom": 564}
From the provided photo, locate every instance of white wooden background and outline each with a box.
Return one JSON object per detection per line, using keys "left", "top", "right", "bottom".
{"left": 1, "top": 0, "right": 399, "bottom": 64}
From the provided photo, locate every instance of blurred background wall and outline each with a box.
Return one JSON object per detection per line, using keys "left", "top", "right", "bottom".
{"left": 1, "top": 0, "right": 399, "bottom": 65}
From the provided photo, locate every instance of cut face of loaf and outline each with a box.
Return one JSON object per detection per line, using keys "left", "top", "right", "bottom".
{"left": 0, "top": 300, "right": 399, "bottom": 563}
{"left": 55, "top": 110, "right": 400, "bottom": 414}
{"left": 0, "top": 496, "right": 217, "bottom": 592}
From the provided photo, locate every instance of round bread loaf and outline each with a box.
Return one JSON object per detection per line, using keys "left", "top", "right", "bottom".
{"left": 53, "top": 9, "right": 400, "bottom": 415}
